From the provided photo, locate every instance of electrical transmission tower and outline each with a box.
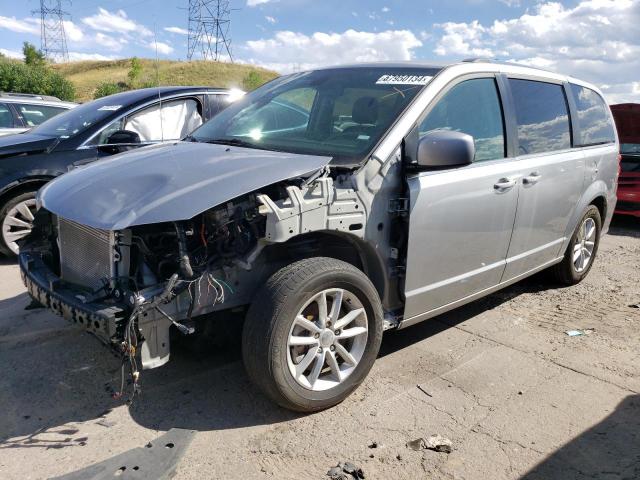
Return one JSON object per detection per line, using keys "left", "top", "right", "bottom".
{"left": 34, "top": 1, "right": 70, "bottom": 63}
{"left": 187, "top": 0, "right": 233, "bottom": 62}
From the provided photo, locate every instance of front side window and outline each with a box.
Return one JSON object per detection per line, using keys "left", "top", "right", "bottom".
{"left": 123, "top": 98, "right": 203, "bottom": 142}
{"left": 191, "top": 67, "right": 441, "bottom": 164}
{"left": 0, "top": 103, "right": 14, "bottom": 128}
{"left": 570, "top": 84, "right": 616, "bottom": 146}
{"left": 509, "top": 79, "right": 571, "bottom": 155}
{"left": 15, "top": 104, "right": 67, "bottom": 126}
{"left": 419, "top": 78, "right": 505, "bottom": 162}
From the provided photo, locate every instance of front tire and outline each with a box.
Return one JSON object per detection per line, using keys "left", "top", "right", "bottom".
{"left": 0, "top": 191, "right": 38, "bottom": 256}
{"left": 551, "top": 205, "right": 602, "bottom": 285}
{"left": 242, "top": 257, "right": 383, "bottom": 412}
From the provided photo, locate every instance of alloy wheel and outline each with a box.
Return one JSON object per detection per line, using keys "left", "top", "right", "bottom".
{"left": 2, "top": 198, "right": 37, "bottom": 255}
{"left": 287, "top": 288, "right": 368, "bottom": 391}
{"left": 573, "top": 217, "right": 596, "bottom": 273}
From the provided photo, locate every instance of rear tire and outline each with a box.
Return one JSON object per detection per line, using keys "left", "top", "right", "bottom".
{"left": 551, "top": 205, "right": 601, "bottom": 285}
{"left": 0, "top": 191, "right": 38, "bottom": 257}
{"left": 242, "top": 257, "right": 383, "bottom": 412}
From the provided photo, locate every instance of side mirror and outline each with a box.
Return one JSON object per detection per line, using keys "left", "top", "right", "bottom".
{"left": 100, "top": 130, "right": 141, "bottom": 154}
{"left": 106, "top": 129, "right": 141, "bottom": 145}
{"left": 413, "top": 130, "right": 475, "bottom": 169}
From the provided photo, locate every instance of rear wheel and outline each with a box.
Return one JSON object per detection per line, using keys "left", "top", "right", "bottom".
{"left": 242, "top": 257, "right": 383, "bottom": 412}
{"left": 551, "top": 205, "right": 601, "bottom": 285}
{"left": 0, "top": 191, "right": 38, "bottom": 256}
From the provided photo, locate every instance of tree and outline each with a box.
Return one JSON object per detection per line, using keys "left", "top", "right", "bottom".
{"left": 22, "top": 42, "right": 46, "bottom": 67}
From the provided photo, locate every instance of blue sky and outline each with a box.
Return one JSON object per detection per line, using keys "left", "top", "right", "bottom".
{"left": 1, "top": 0, "right": 638, "bottom": 102}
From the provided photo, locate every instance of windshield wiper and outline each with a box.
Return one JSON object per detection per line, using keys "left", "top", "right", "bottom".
{"left": 205, "top": 138, "right": 260, "bottom": 149}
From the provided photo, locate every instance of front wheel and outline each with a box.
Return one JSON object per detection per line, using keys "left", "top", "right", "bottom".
{"left": 242, "top": 257, "right": 383, "bottom": 412}
{"left": 551, "top": 205, "right": 602, "bottom": 285}
{"left": 0, "top": 191, "right": 38, "bottom": 256}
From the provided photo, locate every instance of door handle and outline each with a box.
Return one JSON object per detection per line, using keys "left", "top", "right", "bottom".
{"left": 494, "top": 178, "right": 517, "bottom": 191}
{"left": 523, "top": 172, "right": 542, "bottom": 185}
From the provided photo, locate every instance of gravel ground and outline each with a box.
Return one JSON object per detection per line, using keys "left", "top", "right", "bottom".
{"left": 0, "top": 217, "right": 638, "bottom": 480}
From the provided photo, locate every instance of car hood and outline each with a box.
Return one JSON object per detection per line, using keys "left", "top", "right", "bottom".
{"left": 0, "top": 132, "right": 57, "bottom": 157}
{"left": 39, "top": 141, "right": 332, "bottom": 230}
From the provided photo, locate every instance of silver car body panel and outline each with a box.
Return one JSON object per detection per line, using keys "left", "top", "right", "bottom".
{"left": 38, "top": 142, "right": 331, "bottom": 230}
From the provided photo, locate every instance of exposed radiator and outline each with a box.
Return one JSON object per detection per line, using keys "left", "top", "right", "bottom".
{"left": 58, "top": 217, "right": 115, "bottom": 291}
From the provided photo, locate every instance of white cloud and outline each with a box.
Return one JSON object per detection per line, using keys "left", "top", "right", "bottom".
{"left": 499, "top": 0, "right": 521, "bottom": 6}
{"left": 82, "top": 8, "right": 151, "bottom": 37}
{"left": 0, "top": 16, "right": 40, "bottom": 35}
{"left": 265, "top": 16, "right": 276, "bottom": 24}
{"left": 247, "top": 0, "right": 272, "bottom": 6}
{"left": 382, "top": 7, "right": 390, "bottom": 13}
{"left": 94, "top": 33, "right": 126, "bottom": 51}
{"left": 243, "top": 29, "right": 422, "bottom": 73}
{"left": 164, "top": 26, "right": 188, "bottom": 35}
{"left": 0, "top": 48, "right": 23, "bottom": 59}
{"left": 432, "top": 0, "right": 640, "bottom": 102}
{"left": 147, "top": 40, "right": 174, "bottom": 55}
{"left": 67, "top": 52, "right": 119, "bottom": 61}
{"left": 63, "top": 20, "right": 84, "bottom": 42}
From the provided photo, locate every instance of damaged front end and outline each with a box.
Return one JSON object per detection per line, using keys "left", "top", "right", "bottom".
{"left": 19, "top": 151, "right": 373, "bottom": 398}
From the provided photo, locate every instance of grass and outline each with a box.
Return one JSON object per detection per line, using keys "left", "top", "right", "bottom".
{"left": 51, "top": 58, "right": 278, "bottom": 102}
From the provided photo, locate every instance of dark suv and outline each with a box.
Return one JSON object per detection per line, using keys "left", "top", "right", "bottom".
{"left": 0, "top": 86, "right": 239, "bottom": 255}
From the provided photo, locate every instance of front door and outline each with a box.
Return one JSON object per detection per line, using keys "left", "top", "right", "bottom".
{"left": 501, "top": 79, "right": 584, "bottom": 280}
{"left": 403, "top": 76, "right": 519, "bottom": 320}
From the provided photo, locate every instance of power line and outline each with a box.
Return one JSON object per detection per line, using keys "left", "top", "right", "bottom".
{"left": 33, "top": 0, "right": 70, "bottom": 63}
{"left": 187, "top": 0, "right": 234, "bottom": 62}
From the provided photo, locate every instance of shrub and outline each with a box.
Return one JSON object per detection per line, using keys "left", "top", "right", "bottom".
{"left": 128, "top": 57, "right": 143, "bottom": 86}
{"left": 0, "top": 59, "right": 75, "bottom": 101}
{"left": 242, "top": 70, "right": 264, "bottom": 91}
{"left": 93, "top": 81, "right": 128, "bottom": 99}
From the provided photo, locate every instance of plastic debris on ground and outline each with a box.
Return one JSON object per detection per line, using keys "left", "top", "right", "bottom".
{"left": 327, "top": 461, "right": 365, "bottom": 479}
{"left": 565, "top": 328, "right": 595, "bottom": 336}
{"left": 407, "top": 434, "right": 453, "bottom": 454}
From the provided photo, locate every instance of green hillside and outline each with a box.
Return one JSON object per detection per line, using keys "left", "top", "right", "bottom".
{"left": 51, "top": 58, "right": 278, "bottom": 102}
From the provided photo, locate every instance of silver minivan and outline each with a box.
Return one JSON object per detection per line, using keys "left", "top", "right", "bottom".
{"left": 20, "top": 60, "right": 619, "bottom": 411}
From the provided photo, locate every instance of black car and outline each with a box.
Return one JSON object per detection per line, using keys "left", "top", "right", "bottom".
{"left": 0, "top": 86, "right": 240, "bottom": 255}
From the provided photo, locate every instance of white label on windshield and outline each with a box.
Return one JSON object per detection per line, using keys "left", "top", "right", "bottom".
{"left": 98, "top": 105, "right": 122, "bottom": 111}
{"left": 376, "top": 75, "right": 432, "bottom": 85}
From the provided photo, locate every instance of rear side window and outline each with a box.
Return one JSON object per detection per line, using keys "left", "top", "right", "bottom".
{"left": 509, "top": 79, "right": 571, "bottom": 155}
{"left": 419, "top": 78, "right": 505, "bottom": 162}
{"left": 570, "top": 84, "right": 616, "bottom": 146}
{"left": 15, "top": 103, "right": 67, "bottom": 126}
{"left": 0, "top": 103, "right": 14, "bottom": 128}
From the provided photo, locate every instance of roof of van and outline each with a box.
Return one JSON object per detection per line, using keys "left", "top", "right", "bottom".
{"left": 313, "top": 60, "right": 603, "bottom": 97}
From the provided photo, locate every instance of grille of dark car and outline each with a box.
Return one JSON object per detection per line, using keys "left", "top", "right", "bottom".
{"left": 58, "top": 217, "right": 115, "bottom": 291}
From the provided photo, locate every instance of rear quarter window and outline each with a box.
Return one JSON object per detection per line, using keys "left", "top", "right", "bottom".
{"left": 509, "top": 79, "right": 571, "bottom": 155}
{"left": 570, "top": 84, "right": 616, "bottom": 146}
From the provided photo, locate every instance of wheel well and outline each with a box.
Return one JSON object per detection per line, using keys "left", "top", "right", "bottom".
{"left": 0, "top": 179, "right": 50, "bottom": 210}
{"left": 262, "top": 231, "right": 387, "bottom": 302}
{"left": 590, "top": 196, "right": 607, "bottom": 220}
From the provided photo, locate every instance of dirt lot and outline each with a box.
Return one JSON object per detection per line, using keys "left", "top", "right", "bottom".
{"left": 1, "top": 217, "right": 638, "bottom": 480}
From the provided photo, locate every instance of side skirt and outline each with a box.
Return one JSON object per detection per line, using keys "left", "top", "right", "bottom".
{"left": 397, "top": 255, "right": 564, "bottom": 330}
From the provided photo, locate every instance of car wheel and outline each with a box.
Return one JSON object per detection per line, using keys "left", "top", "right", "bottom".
{"left": 0, "top": 191, "right": 38, "bottom": 256}
{"left": 242, "top": 257, "right": 383, "bottom": 412}
{"left": 551, "top": 205, "right": 602, "bottom": 285}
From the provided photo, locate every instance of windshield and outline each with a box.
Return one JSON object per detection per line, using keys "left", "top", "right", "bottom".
{"left": 621, "top": 143, "right": 640, "bottom": 154}
{"left": 190, "top": 67, "right": 439, "bottom": 164}
{"left": 31, "top": 95, "right": 131, "bottom": 139}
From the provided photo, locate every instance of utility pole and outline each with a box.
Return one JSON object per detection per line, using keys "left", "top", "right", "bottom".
{"left": 34, "top": 0, "right": 70, "bottom": 63}
{"left": 187, "top": 0, "right": 233, "bottom": 62}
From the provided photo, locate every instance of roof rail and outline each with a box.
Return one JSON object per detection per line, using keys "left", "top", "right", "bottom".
{"left": 0, "top": 92, "right": 61, "bottom": 101}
